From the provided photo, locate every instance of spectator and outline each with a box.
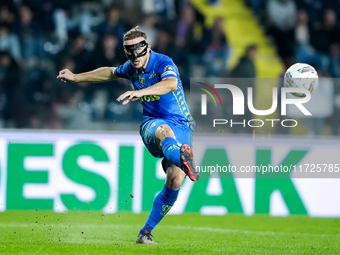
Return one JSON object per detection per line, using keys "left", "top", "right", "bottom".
{"left": 295, "top": 9, "right": 310, "bottom": 46}
{"left": 329, "top": 43, "right": 340, "bottom": 78}
{"left": 229, "top": 44, "right": 258, "bottom": 133}
{"left": 55, "top": 92, "right": 91, "bottom": 130}
{"left": 152, "top": 29, "right": 191, "bottom": 89}
{"left": 59, "top": 36, "right": 97, "bottom": 105}
{"left": 97, "top": 4, "right": 127, "bottom": 44}
{"left": 247, "top": 0, "right": 267, "bottom": 14}
{"left": 311, "top": 9, "right": 340, "bottom": 53}
{"left": 204, "top": 16, "right": 231, "bottom": 77}
{"left": 267, "top": 0, "right": 297, "bottom": 60}
{"left": 139, "top": 14, "right": 157, "bottom": 46}
{"left": 174, "top": 4, "right": 207, "bottom": 77}
{"left": 14, "top": 5, "right": 42, "bottom": 60}
{"left": 153, "top": 29, "right": 173, "bottom": 56}
{"left": 53, "top": 1, "right": 94, "bottom": 45}
{"left": 0, "top": 51, "right": 20, "bottom": 125}
{"left": 90, "top": 34, "right": 127, "bottom": 119}
{"left": 142, "top": 0, "right": 176, "bottom": 19}
{"left": 323, "top": 0, "right": 340, "bottom": 21}
{"left": 0, "top": 23, "right": 21, "bottom": 61}
{"left": 94, "top": 34, "right": 126, "bottom": 68}
{"left": 296, "top": 9, "right": 340, "bottom": 73}
{"left": 0, "top": 5, "right": 16, "bottom": 26}
{"left": 28, "top": 113, "right": 44, "bottom": 129}
{"left": 174, "top": 4, "right": 195, "bottom": 50}
{"left": 24, "top": 0, "right": 55, "bottom": 33}
{"left": 296, "top": 0, "right": 324, "bottom": 24}
{"left": 295, "top": 9, "right": 329, "bottom": 72}
{"left": 230, "top": 44, "right": 257, "bottom": 78}
{"left": 64, "top": 34, "right": 96, "bottom": 74}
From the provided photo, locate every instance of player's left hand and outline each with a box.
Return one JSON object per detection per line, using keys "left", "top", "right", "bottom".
{"left": 117, "top": 90, "right": 143, "bottom": 105}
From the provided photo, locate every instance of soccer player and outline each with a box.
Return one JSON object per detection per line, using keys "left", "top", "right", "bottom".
{"left": 57, "top": 26, "right": 200, "bottom": 244}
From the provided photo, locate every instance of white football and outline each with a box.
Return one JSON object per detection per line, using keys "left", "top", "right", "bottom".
{"left": 284, "top": 63, "right": 319, "bottom": 97}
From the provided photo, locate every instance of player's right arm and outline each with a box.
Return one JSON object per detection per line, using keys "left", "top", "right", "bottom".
{"left": 57, "top": 67, "right": 118, "bottom": 83}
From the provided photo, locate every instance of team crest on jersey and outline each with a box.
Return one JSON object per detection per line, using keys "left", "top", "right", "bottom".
{"left": 139, "top": 77, "right": 145, "bottom": 87}
{"left": 164, "top": 65, "right": 174, "bottom": 72}
{"left": 162, "top": 65, "right": 177, "bottom": 78}
{"left": 149, "top": 71, "right": 156, "bottom": 79}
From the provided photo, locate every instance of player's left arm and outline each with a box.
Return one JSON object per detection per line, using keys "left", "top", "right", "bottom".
{"left": 117, "top": 77, "right": 177, "bottom": 105}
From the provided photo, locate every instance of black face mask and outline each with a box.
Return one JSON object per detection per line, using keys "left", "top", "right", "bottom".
{"left": 124, "top": 40, "right": 148, "bottom": 61}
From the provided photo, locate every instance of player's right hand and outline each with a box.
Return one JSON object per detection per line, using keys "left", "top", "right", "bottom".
{"left": 57, "top": 69, "right": 76, "bottom": 83}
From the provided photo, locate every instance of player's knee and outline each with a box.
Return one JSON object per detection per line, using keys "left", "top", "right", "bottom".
{"left": 167, "top": 176, "right": 184, "bottom": 190}
{"left": 156, "top": 125, "right": 175, "bottom": 141}
{"left": 172, "top": 177, "right": 183, "bottom": 190}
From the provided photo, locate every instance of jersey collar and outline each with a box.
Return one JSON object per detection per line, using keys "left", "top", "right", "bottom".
{"left": 143, "top": 49, "right": 156, "bottom": 74}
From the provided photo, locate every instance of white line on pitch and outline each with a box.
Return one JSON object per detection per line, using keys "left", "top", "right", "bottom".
{"left": 166, "top": 225, "right": 340, "bottom": 238}
{"left": 0, "top": 223, "right": 338, "bottom": 238}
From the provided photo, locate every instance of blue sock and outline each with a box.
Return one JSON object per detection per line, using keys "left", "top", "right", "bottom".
{"left": 161, "top": 137, "right": 182, "bottom": 168}
{"left": 140, "top": 185, "right": 179, "bottom": 234}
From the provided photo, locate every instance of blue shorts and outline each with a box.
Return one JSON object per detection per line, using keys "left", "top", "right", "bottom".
{"left": 139, "top": 118, "right": 195, "bottom": 158}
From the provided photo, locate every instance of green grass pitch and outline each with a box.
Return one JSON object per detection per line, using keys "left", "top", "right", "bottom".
{"left": 0, "top": 211, "right": 339, "bottom": 254}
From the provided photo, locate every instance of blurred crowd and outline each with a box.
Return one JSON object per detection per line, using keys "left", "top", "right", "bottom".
{"left": 247, "top": 0, "right": 340, "bottom": 77}
{"left": 246, "top": 0, "right": 340, "bottom": 136}
{"left": 0, "top": 0, "right": 339, "bottom": 136}
{"left": 0, "top": 0, "right": 231, "bottom": 129}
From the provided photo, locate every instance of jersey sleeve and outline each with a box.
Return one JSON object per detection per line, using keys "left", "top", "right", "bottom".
{"left": 114, "top": 61, "right": 131, "bottom": 79}
{"left": 157, "top": 58, "right": 178, "bottom": 80}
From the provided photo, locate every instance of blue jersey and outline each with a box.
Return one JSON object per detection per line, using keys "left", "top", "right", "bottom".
{"left": 114, "top": 50, "right": 193, "bottom": 127}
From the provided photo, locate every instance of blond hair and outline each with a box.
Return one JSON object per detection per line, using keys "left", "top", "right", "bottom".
{"left": 123, "top": 26, "right": 147, "bottom": 41}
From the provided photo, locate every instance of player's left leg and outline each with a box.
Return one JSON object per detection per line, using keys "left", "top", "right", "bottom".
{"left": 136, "top": 161, "right": 185, "bottom": 244}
